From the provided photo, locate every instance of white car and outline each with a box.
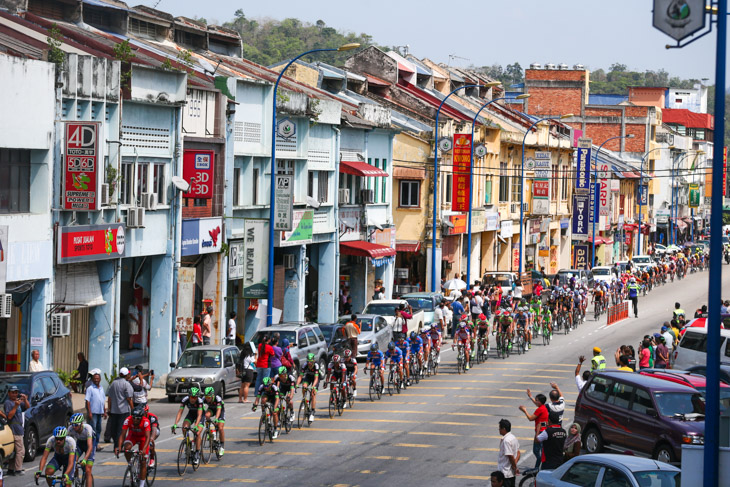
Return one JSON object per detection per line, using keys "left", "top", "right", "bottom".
{"left": 654, "top": 243, "right": 667, "bottom": 255}
{"left": 536, "top": 453, "right": 680, "bottom": 487}
{"left": 362, "top": 299, "right": 424, "bottom": 335}
{"left": 482, "top": 271, "right": 518, "bottom": 295}
{"left": 591, "top": 265, "right": 613, "bottom": 284}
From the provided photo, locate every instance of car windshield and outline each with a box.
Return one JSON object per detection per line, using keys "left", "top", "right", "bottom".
{"left": 406, "top": 298, "right": 435, "bottom": 311}
{"left": 632, "top": 470, "right": 680, "bottom": 486}
{"left": 0, "top": 377, "right": 31, "bottom": 401}
{"left": 252, "top": 330, "right": 297, "bottom": 347}
{"left": 320, "top": 327, "right": 335, "bottom": 343}
{"left": 653, "top": 391, "right": 705, "bottom": 419}
{"left": 633, "top": 256, "right": 651, "bottom": 263}
{"left": 338, "top": 317, "right": 375, "bottom": 332}
{"left": 694, "top": 387, "right": 730, "bottom": 411}
{"left": 363, "top": 303, "right": 399, "bottom": 316}
{"left": 484, "top": 275, "right": 513, "bottom": 287}
{"left": 593, "top": 268, "right": 611, "bottom": 276}
{"left": 175, "top": 350, "right": 223, "bottom": 369}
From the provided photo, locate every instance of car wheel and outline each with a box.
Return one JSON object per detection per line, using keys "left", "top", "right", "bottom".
{"left": 219, "top": 382, "right": 226, "bottom": 398}
{"left": 318, "top": 357, "right": 327, "bottom": 374}
{"left": 23, "top": 425, "right": 38, "bottom": 462}
{"left": 583, "top": 427, "right": 604, "bottom": 454}
{"left": 654, "top": 443, "right": 675, "bottom": 464}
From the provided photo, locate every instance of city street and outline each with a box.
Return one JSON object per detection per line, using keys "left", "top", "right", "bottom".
{"left": 19, "top": 267, "right": 723, "bottom": 487}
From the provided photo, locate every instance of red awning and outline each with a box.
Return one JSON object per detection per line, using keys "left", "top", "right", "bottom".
{"left": 340, "top": 160, "right": 389, "bottom": 177}
{"left": 341, "top": 241, "right": 396, "bottom": 258}
{"left": 366, "top": 74, "right": 391, "bottom": 87}
{"left": 397, "top": 61, "right": 414, "bottom": 74}
{"left": 623, "top": 223, "right": 638, "bottom": 231}
{"left": 587, "top": 236, "right": 614, "bottom": 245}
{"left": 396, "top": 241, "right": 421, "bottom": 253}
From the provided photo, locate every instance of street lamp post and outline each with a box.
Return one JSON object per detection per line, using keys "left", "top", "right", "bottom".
{"left": 266, "top": 43, "right": 359, "bottom": 327}
{"left": 519, "top": 114, "right": 572, "bottom": 274}
{"left": 670, "top": 152, "right": 689, "bottom": 245}
{"left": 430, "top": 82, "right": 498, "bottom": 292}
{"left": 591, "top": 134, "right": 634, "bottom": 268}
{"left": 465, "top": 93, "right": 529, "bottom": 287}
{"left": 637, "top": 146, "right": 673, "bottom": 256}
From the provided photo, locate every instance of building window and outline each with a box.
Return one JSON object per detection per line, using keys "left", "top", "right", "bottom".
{"left": 276, "top": 160, "right": 294, "bottom": 175}
{"left": 551, "top": 163, "right": 558, "bottom": 201}
{"left": 152, "top": 163, "right": 166, "bottom": 205}
{"left": 485, "top": 178, "right": 492, "bottom": 204}
{"left": 444, "top": 173, "right": 452, "bottom": 204}
{"left": 137, "top": 162, "right": 149, "bottom": 196}
{"left": 308, "top": 170, "right": 315, "bottom": 199}
{"left": 0, "top": 148, "right": 30, "bottom": 213}
{"left": 381, "top": 159, "right": 388, "bottom": 203}
{"left": 498, "top": 162, "right": 509, "bottom": 202}
{"left": 510, "top": 164, "right": 522, "bottom": 203}
{"left": 120, "top": 160, "right": 134, "bottom": 205}
{"left": 252, "top": 167, "right": 259, "bottom": 205}
{"left": 399, "top": 180, "right": 420, "bottom": 207}
{"left": 561, "top": 164, "right": 569, "bottom": 200}
{"left": 317, "top": 171, "right": 329, "bottom": 203}
{"left": 233, "top": 167, "right": 241, "bottom": 206}
{"left": 129, "top": 17, "right": 159, "bottom": 39}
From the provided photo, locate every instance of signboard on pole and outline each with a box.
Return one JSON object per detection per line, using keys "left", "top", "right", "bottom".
{"left": 571, "top": 193, "right": 590, "bottom": 241}
{"left": 549, "top": 245, "right": 558, "bottom": 275}
{"left": 0, "top": 226, "right": 7, "bottom": 294}
{"left": 689, "top": 183, "right": 700, "bottom": 208}
{"left": 575, "top": 138, "right": 592, "bottom": 193}
{"left": 638, "top": 184, "right": 649, "bottom": 206}
{"left": 274, "top": 174, "right": 293, "bottom": 231}
{"left": 64, "top": 122, "right": 101, "bottom": 210}
{"left": 532, "top": 151, "right": 551, "bottom": 215}
{"left": 278, "top": 210, "right": 313, "bottom": 247}
{"left": 597, "top": 161, "right": 611, "bottom": 229}
{"left": 228, "top": 240, "right": 244, "bottom": 280}
{"left": 652, "top": 0, "right": 706, "bottom": 42}
{"left": 181, "top": 218, "right": 223, "bottom": 256}
{"left": 176, "top": 267, "right": 196, "bottom": 333}
{"left": 451, "top": 133, "right": 472, "bottom": 212}
{"left": 573, "top": 244, "right": 589, "bottom": 270}
{"left": 182, "top": 150, "right": 215, "bottom": 199}
{"left": 57, "top": 223, "right": 125, "bottom": 264}
{"left": 243, "top": 219, "right": 268, "bottom": 298}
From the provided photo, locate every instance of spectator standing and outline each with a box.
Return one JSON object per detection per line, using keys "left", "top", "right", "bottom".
{"left": 638, "top": 339, "right": 651, "bottom": 370}
{"left": 105, "top": 367, "right": 134, "bottom": 444}
{"left": 655, "top": 336, "right": 670, "bottom": 369}
{"left": 227, "top": 312, "right": 237, "bottom": 345}
{"left": 131, "top": 366, "right": 152, "bottom": 406}
{"left": 238, "top": 345, "right": 256, "bottom": 403}
{"left": 342, "top": 296, "right": 353, "bottom": 315}
{"left": 497, "top": 419, "right": 519, "bottom": 487}
{"left": 4, "top": 385, "right": 30, "bottom": 475}
{"left": 661, "top": 325, "right": 675, "bottom": 360}
{"left": 344, "top": 315, "right": 360, "bottom": 356}
{"left": 128, "top": 297, "right": 140, "bottom": 350}
{"left": 563, "top": 423, "right": 582, "bottom": 461}
{"left": 85, "top": 369, "right": 106, "bottom": 451}
{"left": 518, "top": 393, "right": 548, "bottom": 470}
{"left": 574, "top": 356, "right": 591, "bottom": 391}
{"left": 536, "top": 411, "right": 567, "bottom": 471}
{"left": 255, "top": 335, "right": 274, "bottom": 393}
{"left": 28, "top": 349, "right": 44, "bottom": 371}
{"left": 545, "top": 383, "right": 565, "bottom": 426}
{"left": 191, "top": 316, "right": 203, "bottom": 347}
{"left": 202, "top": 306, "right": 213, "bottom": 346}
{"left": 590, "top": 347, "right": 607, "bottom": 371}
{"left": 470, "top": 293, "right": 481, "bottom": 322}
{"left": 443, "top": 301, "right": 453, "bottom": 337}
{"left": 269, "top": 333, "right": 283, "bottom": 377}
{"left": 71, "top": 352, "right": 89, "bottom": 393}
{"left": 433, "top": 302, "right": 445, "bottom": 334}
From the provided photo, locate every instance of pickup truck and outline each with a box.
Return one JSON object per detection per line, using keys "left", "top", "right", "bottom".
{"left": 362, "top": 299, "right": 425, "bottom": 336}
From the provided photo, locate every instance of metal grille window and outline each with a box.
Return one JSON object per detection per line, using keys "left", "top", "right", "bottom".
{"left": 381, "top": 159, "right": 388, "bottom": 203}
{"left": 233, "top": 167, "right": 241, "bottom": 206}
{"left": 561, "top": 164, "right": 569, "bottom": 200}
{"left": 119, "top": 161, "right": 134, "bottom": 206}
{"left": 498, "top": 162, "right": 509, "bottom": 202}
{"left": 308, "top": 170, "right": 315, "bottom": 199}
{"left": 551, "top": 163, "right": 558, "bottom": 201}
{"left": 444, "top": 173, "right": 452, "bottom": 204}
{"left": 0, "top": 148, "right": 30, "bottom": 213}
{"left": 152, "top": 164, "right": 166, "bottom": 205}
{"left": 399, "top": 180, "right": 420, "bottom": 207}
{"left": 137, "top": 162, "right": 149, "bottom": 196}
{"left": 252, "top": 168, "right": 259, "bottom": 205}
{"left": 128, "top": 17, "right": 159, "bottom": 39}
{"left": 510, "top": 164, "right": 522, "bottom": 203}
{"left": 317, "top": 171, "right": 329, "bottom": 203}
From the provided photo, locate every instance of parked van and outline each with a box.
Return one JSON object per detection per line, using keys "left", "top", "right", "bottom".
{"left": 673, "top": 327, "right": 730, "bottom": 370}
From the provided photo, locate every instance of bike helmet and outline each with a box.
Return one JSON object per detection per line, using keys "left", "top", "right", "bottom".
{"left": 409, "top": 331, "right": 417, "bottom": 340}
{"left": 343, "top": 349, "right": 352, "bottom": 358}
{"left": 460, "top": 322, "right": 467, "bottom": 328}
{"left": 204, "top": 386, "right": 215, "bottom": 396}
{"left": 370, "top": 343, "right": 379, "bottom": 351}
{"left": 190, "top": 387, "right": 200, "bottom": 397}
{"left": 70, "top": 413, "right": 85, "bottom": 425}
{"left": 278, "top": 366, "right": 288, "bottom": 375}
{"left": 421, "top": 325, "right": 431, "bottom": 333}
{"left": 307, "top": 352, "right": 316, "bottom": 362}
{"left": 53, "top": 426, "right": 68, "bottom": 439}
{"left": 332, "top": 354, "right": 341, "bottom": 362}
{"left": 262, "top": 377, "right": 272, "bottom": 386}
{"left": 478, "top": 313, "right": 486, "bottom": 321}
{"left": 387, "top": 342, "right": 396, "bottom": 350}
{"left": 132, "top": 405, "right": 145, "bottom": 419}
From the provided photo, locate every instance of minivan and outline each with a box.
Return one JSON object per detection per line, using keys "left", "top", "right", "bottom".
{"left": 556, "top": 268, "right": 595, "bottom": 289}
{"left": 574, "top": 371, "right": 705, "bottom": 463}
{"left": 673, "top": 327, "right": 730, "bottom": 370}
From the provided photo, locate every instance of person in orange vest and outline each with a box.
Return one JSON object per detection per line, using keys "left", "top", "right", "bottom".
{"left": 344, "top": 315, "right": 360, "bottom": 356}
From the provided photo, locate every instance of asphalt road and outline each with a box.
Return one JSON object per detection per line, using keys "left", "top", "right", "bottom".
{"left": 20, "top": 266, "right": 726, "bottom": 487}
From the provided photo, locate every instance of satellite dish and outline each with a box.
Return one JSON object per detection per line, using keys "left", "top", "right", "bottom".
{"left": 171, "top": 176, "right": 190, "bottom": 192}
{"left": 199, "top": 58, "right": 217, "bottom": 75}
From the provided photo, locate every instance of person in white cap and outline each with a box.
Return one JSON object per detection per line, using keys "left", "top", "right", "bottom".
{"left": 85, "top": 369, "right": 106, "bottom": 451}
{"left": 105, "top": 367, "right": 133, "bottom": 445}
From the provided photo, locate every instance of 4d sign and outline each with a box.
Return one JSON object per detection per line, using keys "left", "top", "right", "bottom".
{"left": 277, "top": 118, "right": 296, "bottom": 139}
{"left": 653, "top": 0, "right": 706, "bottom": 41}
{"left": 183, "top": 150, "right": 214, "bottom": 199}
{"left": 64, "top": 122, "right": 100, "bottom": 210}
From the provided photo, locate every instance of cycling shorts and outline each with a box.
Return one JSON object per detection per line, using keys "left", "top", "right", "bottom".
{"left": 183, "top": 410, "right": 201, "bottom": 426}
{"left": 207, "top": 407, "right": 226, "bottom": 423}
{"left": 75, "top": 446, "right": 95, "bottom": 464}
{"left": 47, "top": 455, "right": 74, "bottom": 476}
{"left": 457, "top": 339, "right": 470, "bottom": 348}
{"left": 368, "top": 362, "right": 384, "bottom": 370}
{"left": 387, "top": 355, "right": 402, "bottom": 364}
{"left": 477, "top": 327, "right": 489, "bottom": 337}
{"left": 409, "top": 346, "right": 422, "bottom": 355}
{"left": 123, "top": 435, "right": 150, "bottom": 455}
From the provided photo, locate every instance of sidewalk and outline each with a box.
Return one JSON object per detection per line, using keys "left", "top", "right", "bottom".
{"left": 71, "top": 388, "right": 167, "bottom": 413}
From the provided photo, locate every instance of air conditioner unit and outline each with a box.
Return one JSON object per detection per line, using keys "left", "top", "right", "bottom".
{"left": 338, "top": 188, "right": 350, "bottom": 204}
{"left": 50, "top": 313, "right": 71, "bottom": 337}
{"left": 283, "top": 254, "right": 296, "bottom": 270}
{"left": 360, "top": 189, "right": 375, "bottom": 204}
{"left": 100, "top": 184, "right": 110, "bottom": 206}
{"left": 127, "top": 207, "right": 146, "bottom": 228}
{"left": 141, "top": 192, "right": 157, "bottom": 211}
{"left": 0, "top": 294, "right": 12, "bottom": 319}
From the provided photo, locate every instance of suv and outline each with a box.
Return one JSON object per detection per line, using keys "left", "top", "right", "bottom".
{"left": 575, "top": 371, "right": 704, "bottom": 463}
{"left": 250, "top": 323, "right": 329, "bottom": 377}
{"left": 166, "top": 344, "right": 241, "bottom": 402}
{"left": 556, "top": 268, "right": 595, "bottom": 289}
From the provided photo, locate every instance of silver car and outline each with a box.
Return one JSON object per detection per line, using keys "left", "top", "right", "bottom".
{"left": 535, "top": 453, "right": 680, "bottom": 486}
{"left": 166, "top": 345, "right": 241, "bottom": 402}
{"left": 338, "top": 314, "right": 392, "bottom": 358}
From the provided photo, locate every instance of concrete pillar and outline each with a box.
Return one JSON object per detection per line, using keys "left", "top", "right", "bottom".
{"left": 88, "top": 261, "right": 117, "bottom": 378}
{"left": 23, "top": 280, "right": 50, "bottom": 370}
{"left": 283, "top": 245, "right": 306, "bottom": 322}
{"left": 469, "top": 233, "right": 481, "bottom": 285}
{"left": 149, "top": 255, "right": 175, "bottom": 377}
{"left": 317, "top": 241, "right": 336, "bottom": 323}
{"left": 425, "top": 246, "right": 443, "bottom": 292}
{"left": 349, "top": 257, "right": 367, "bottom": 314}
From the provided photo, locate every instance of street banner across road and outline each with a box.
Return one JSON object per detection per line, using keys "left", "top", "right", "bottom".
{"left": 452, "top": 133, "right": 472, "bottom": 212}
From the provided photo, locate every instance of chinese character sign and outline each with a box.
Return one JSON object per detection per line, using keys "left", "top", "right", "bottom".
{"left": 64, "top": 122, "right": 100, "bottom": 210}
{"left": 452, "top": 133, "right": 472, "bottom": 212}
{"left": 183, "top": 150, "right": 215, "bottom": 199}
{"left": 532, "top": 151, "right": 551, "bottom": 215}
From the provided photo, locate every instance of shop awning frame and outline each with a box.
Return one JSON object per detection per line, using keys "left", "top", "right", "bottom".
{"left": 340, "top": 159, "right": 389, "bottom": 177}
{"left": 340, "top": 240, "right": 396, "bottom": 258}
{"left": 396, "top": 241, "right": 421, "bottom": 253}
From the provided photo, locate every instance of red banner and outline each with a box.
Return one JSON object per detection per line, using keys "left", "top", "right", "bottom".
{"left": 57, "top": 223, "right": 126, "bottom": 264}
{"left": 533, "top": 180, "right": 549, "bottom": 198}
{"left": 64, "top": 122, "right": 100, "bottom": 210}
{"left": 451, "top": 134, "right": 472, "bottom": 212}
{"left": 183, "top": 150, "right": 215, "bottom": 199}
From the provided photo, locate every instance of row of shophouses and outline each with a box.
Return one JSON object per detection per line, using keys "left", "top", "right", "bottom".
{"left": 0, "top": 0, "right": 717, "bottom": 379}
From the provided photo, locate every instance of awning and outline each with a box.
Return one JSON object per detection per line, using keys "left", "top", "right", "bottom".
{"left": 340, "top": 160, "right": 389, "bottom": 177}
{"left": 587, "top": 236, "right": 614, "bottom": 245}
{"left": 393, "top": 166, "right": 426, "bottom": 180}
{"left": 623, "top": 223, "right": 638, "bottom": 231}
{"left": 366, "top": 74, "right": 391, "bottom": 87}
{"left": 54, "top": 262, "right": 107, "bottom": 310}
{"left": 396, "top": 241, "right": 421, "bottom": 253}
{"left": 397, "top": 61, "right": 415, "bottom": 74}
{"left": 340, "top": 241, "right": 396, "bottom": 258}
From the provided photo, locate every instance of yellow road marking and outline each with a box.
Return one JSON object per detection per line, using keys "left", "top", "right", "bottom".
{"left": 95, "top": 477, "right": 258, "bottom": 483}
{"left": 393, "top": 443, "right": 434, "bottom": 448}
{"left": 471, "top": 434, "right": 534, "bottom": 441}
{"left": 396, "top": 393, "right": 446, "bottom": 397}
{"left": 325, "top": 417, "right": 478, "bottom": 426}
{"left": 468, "top": 447, "right": 500, "bottom": 452}
{"left": 448, "top": 474, "right": 491, "bottom": 480}
{"left": 271, "top": 438, "right": 340, "bottom": 444}
{"left": 501, "top": 374, "right": 568, "bottom": 379}
{"left": 407, "top": 431, "right": 459, "bottom": 436}
{"left": 367, "top": 456, "right": 409, "bottom": 460}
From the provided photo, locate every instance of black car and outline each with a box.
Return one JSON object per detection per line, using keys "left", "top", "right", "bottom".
{"left": 0, "top": 372, "right": 73, "bottom": 461}
{"left": 318, "top": 324, "right": 349, "bottom": 362}
{"left": 685, "top": 363, "right": 730, "bottom": 385}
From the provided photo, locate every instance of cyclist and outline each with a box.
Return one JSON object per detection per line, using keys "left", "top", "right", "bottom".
{"left": 295, "top": 353, "right": 321, "bottom": 422}
{"left": 252, "top": 377, "right": 281, "bottom": 438}
{"left": 325, "top": 353, "right": 349, "bottom": 400}
{"left": 592, "top": 285, "right": 604, "bottom": 316}
{"left": 117, "top": 406, "right": 151, "bottom": 487}
{"left": 515, "top": 307, "right": 530, "bottom": 350}
{"left": 497, "top": 307, "right": 514, "bottom": 350}
{"left": 542, "top": 304, "right": 553, "bottom": 338}
{"left": 202, "top": 386, "right": 226, "bottom": 455}
{"left": 142, "top": 404, "right": 159, "bottom": 468}
{"left": 395, "top": 335, "right": 411, "bottom": 386}
{"left": 409, "top": 331, "right": 424, "bottom": 377}
{"left": 475, "top": 313, "right": 490, "bottom": 354}
{"left": 365, "top": 343, "right": 385, "bottom": 393}
{"left": 37, "top": 426, "right": 77, "bottom": 487}
{"left": 68, "top": 413, "right": 94, "bottom": 487}
{"left": 384, "top": 341, "right": 405, "bottom": 384}
{"left": 428, "top": 324, "right": 442, "bottom": 360}
{"left": 419, "top": 325, "right": 432, "bottom": 365}
{"left": 342, "top": 348, "right": 358, "bottom": 398}
{"left": 171, "top": 386, "right": 204, "bottom": 464}
{"left": 274, "top": 365, "right": 296, "bottom": 424}
{"left": 452, "top": 322, "right": 472, "bottom": 370}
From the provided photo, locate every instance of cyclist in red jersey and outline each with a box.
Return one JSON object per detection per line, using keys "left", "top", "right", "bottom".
{"left": 142, "top": 404, "right": 159, "bottom": 468}
{"left": 116, "top": 406, "right": 151, "bottom": 487}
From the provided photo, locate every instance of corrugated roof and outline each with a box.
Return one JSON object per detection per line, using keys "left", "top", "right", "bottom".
{"left": 663, "top": 108, "right": 714, "bottom": 130}
{"left": 589, "top": 94, "right": 629, "bottom": 105}
{"left": 82, "top": 0, "right": 128, "bottom": 11}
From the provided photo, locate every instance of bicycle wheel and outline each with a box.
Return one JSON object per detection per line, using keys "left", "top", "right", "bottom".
{"left": 284, "top": 404, "right": 293, "bottom": 433}
{"left": 387, "top": 370, "right": 395, "bottom": 396}
{"left": 191, "top": 442, "right": 200, "bottom": 471}
{"left": 337, "top": 389, "right": 344, "bottom": 416}
{"left": 176, "top": 441, "right": 188, "bottom": 476}
{"left": 457, "top": 351, "right": 462, "bottom": 375}
{"left": 297, "top": 400, "right": 307, "bottom": 428}
{"left": 122, "top": 464, "right": 134, "bottom": 487}
{"left": 147, "top": 451, "right": 157, "bottom": 486}
{"left": 258, "top": 413, "right": 267, "bottom": 445}
{"left": 201, "top": 428, "right": 212, "bottom": 464}
{"left": 519, "top": 473, "right": 537, "bottom": 487}
{"left": 348, "top": 385, "right": 355, "bottom": 409}
{"left": 375, "top": 376, "right": 382, "bottom": 399}
{"left": 369, "top": 376, "right": 377, "bottom": 402}
{"left": 543, "top": 329, "right": 548, "bottom": 346}
{"left": 329, "top": 390, "right": 336, "bottom": 418}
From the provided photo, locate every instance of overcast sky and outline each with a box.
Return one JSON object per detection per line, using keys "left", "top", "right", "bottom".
{"left": 153, "top": 0, "right": 721, "bottom": 82}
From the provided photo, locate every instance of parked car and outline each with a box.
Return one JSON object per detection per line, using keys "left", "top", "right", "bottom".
{"left": 654, "top": 243, "right": 667, "bottom": 255}
{"left": 638, "top": 370, "right": 730, "bottom": 411}
{"left": 166, "top": 344, "right": 241, "bottom": 402}
{"left": 249, "top": 323, "right": 329, "bottom": 377}
{"left": 535, "top": 453, "right": 680, "bottom": 487}
{"left": 482, "top": 272, "right": 518, "bottom": 295}
{"left": 673, "top": 327, "right": 730, "bottom": 370}
{"left": 556, "top": 268, "right": 595, "bottom": 289}
{"left": 591, "top": 265, "right": 613, "bottom": 284}
{"left": 0, "top": 372, "right": 73, "bottom": 461}
{"left": 362, "top": 299, "right": 424, "bottom": 335}
{"left": 402, "top": 292, "right": 443, "bottom": 328}
{"left": 338, "top": 314, "right": 393, "bottom": 358}
{"left": 0, "top": 420, "right": 13, "bottom": 466}
{"left": 685, "top": 363, "right": 730, "bottom": 385}
{"left": 574, "top": 370, "right": 704, "bottom": 463}
{"left": 318, "top": 323, "right": 348, "bottom": 362}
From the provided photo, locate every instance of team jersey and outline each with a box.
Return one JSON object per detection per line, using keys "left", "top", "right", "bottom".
{"left": 146, "top": 413, "right": 160, "bottom": 429}
{"left": 274, "top": 374, "right": 296, "bottom": 394}
{"left": 384, "top": 347, "right": 403, "bottom": 362}
{"left": 343, "top": 357, "right": 357, "bottom": 374}
{"left": 123, "top": 417, "right": 151, "bottom": 437}
{"left": 327, "top": 361, "right": 346, "bottom": 379}
{"left": 395, "top": 339, "right": 410, "bottom": 356}
{"left": 45, "top": 436, "right": 77, "bottom": 455}
{"left": 367, "top": 350, "right": 384, "bottom": 365}
{"left": 300, "top": 362, "right": 320, "bottom": 379}
{"left": 68, "top": 424, "right": 94, "bottom": 450}
{"left": 454, "top": 328, "right": 471, "bottom": 341}
{"left": 409, "top": 336, "right": 423, "bottom": 352}
{"left": 256, "top": 383, "right": 279, "bottom": 398}
{"left": 203, "top": 395, "right": 225, "bottom": 412}
{"left": 179, "top": 395, "right": 204, "bottom": 413}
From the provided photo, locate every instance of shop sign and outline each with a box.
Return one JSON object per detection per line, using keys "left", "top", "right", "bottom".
{"left": 611, "top": 179, "right": 620, "bottom": 192}
{"left": 540, "top": 218, "right": 551, "bottom": 233}
{"left": 471, "top": 210, "right": 485, "bottom": 233}
{"left": 64, "top": 122, "right": 101, "bottom": 210}
{"left": 618, "top": 214, "right": 625, "bottom": 230}
{"left": 485, "top": 212, "right": 499, "bottom": 231}
{"left": 573, "top": 244, "right": 589, "bottom": 270}
{"left": 638, "top": 184, "right": 648, "bottom": 206}
{"left": 529, "top": 219, "right": 540, "bottom": 236}
{"left": 575, "top": 138, "right": 592, "bottom": 193}
{"left": 571, "top": 193, "right": 590, "bottom": 241}
{"left": 228, "top": 240, "right": 244, "bottom": 280}
{"left": 445, "top": 214, "right": 467, "bottom": 235}
{"left": 0, "top": 226, "right": 7, "bottom": 294}
{"left": 598, "top": 162, "right": 611, "bottom": 227}
{"left": 451, "top": 134, "right": 472, "bottom": 212}
{"left": 339, "top": 208, "right": 362, "bottom": 241}
{"left": 532, "top": 152, "right": 551, "bottom": 215}
{"left": 652, "top": 0, "right": 706, "bottom": 42}
{"left": 278, "top": 210, "right": 313, "bottom": 247}
{"left": 182, "top": 150, "right": 215, "bottom": 199}
{"left": 549, "top": 245, "right": 558, "bottom": 274}
{"left": 500, "top": 220, "right": 513, "bottom": 238}
{"left": 689, "top": 183, "right": 700, "bottom": 208}
{"left": 57, "top": 223, "right": 126, "bottom": 264}
{"left": 371, "top": 227, "right": 395, "bottom": 248}
{"left": 274, "top": 174, "right": 294, "bottom": 231}
{"left": 243, "top": 219, "right": 268, "bottom": 298}
{"left": 560, "top": 218, "right": 570, "bottom": 229}
{"left": 512, "top": 247, "right": 520, "bottom": 271}
{"left": 176, "top": 267, "right": 196, "bottom": 332}
{"left": 181, "top": 217, "right": 223, "bottom": 256}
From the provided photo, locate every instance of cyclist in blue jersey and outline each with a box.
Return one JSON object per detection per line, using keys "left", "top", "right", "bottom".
{"left": 395, "top": 335, "right": 411, "bottom": 386}
{"left": 365, "top": 343, "right": 385, "bottom": 392}
{"left": 384, "top": 342, "right": 404, "bottom": 384}
{"left": 37, "top": 427, "right": 77, "bottom": 486}
{"left": 409, "top": 331, "right": 424, "bottom": 372}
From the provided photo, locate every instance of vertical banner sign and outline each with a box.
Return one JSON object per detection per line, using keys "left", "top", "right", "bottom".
{"left": 0, "top": 226, "right": 7, "bottom": 294}
{"left": 689, "top": 183, "right": 700, "bottom": 208}
{"left": 572, "top": 193, "right": 590, "bottom": 241}
{"left": 452, "top": 133, "right": 472, "bottom": 212}
{"left": 228, "top": 240, "right": 244, "bottom": 280}
{"left": 176, "top": 267, "right": 196, "bottom": 333}
{"left": 512, "top": 247, "right": 520, "bottom": 272}
{"left": 597, "top": 161, "right": 611, "bottom": 230}
{"left": 274, "top": 175, "right": 294, "bottom": 231}
{"left": 532, "top": 151, "right": 551, "bottom": 215}
{"left": 182, "top": 150, "right": 215, "bottom": 199}
{"left": 638, "top": 185, "right": 648, "bottom": 206}
{"left": 575, "top": 138, "right": 592, "bottom": 193}
{"left": 573, "top": 244, "right": 589, "bottom": 270}
{"left": 64, "top": 122, "right": 100, "bottom": 210}
{"left": 243, "top": 219, "right": 268, "bottom": 298}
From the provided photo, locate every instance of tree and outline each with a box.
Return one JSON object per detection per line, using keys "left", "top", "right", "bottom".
{"left": 609, "top": 62, "right": 627, "bottom": 73}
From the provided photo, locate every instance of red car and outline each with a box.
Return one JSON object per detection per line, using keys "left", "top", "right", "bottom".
{"left": 639, "top": 370, "right": 730, "bottom": 411}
